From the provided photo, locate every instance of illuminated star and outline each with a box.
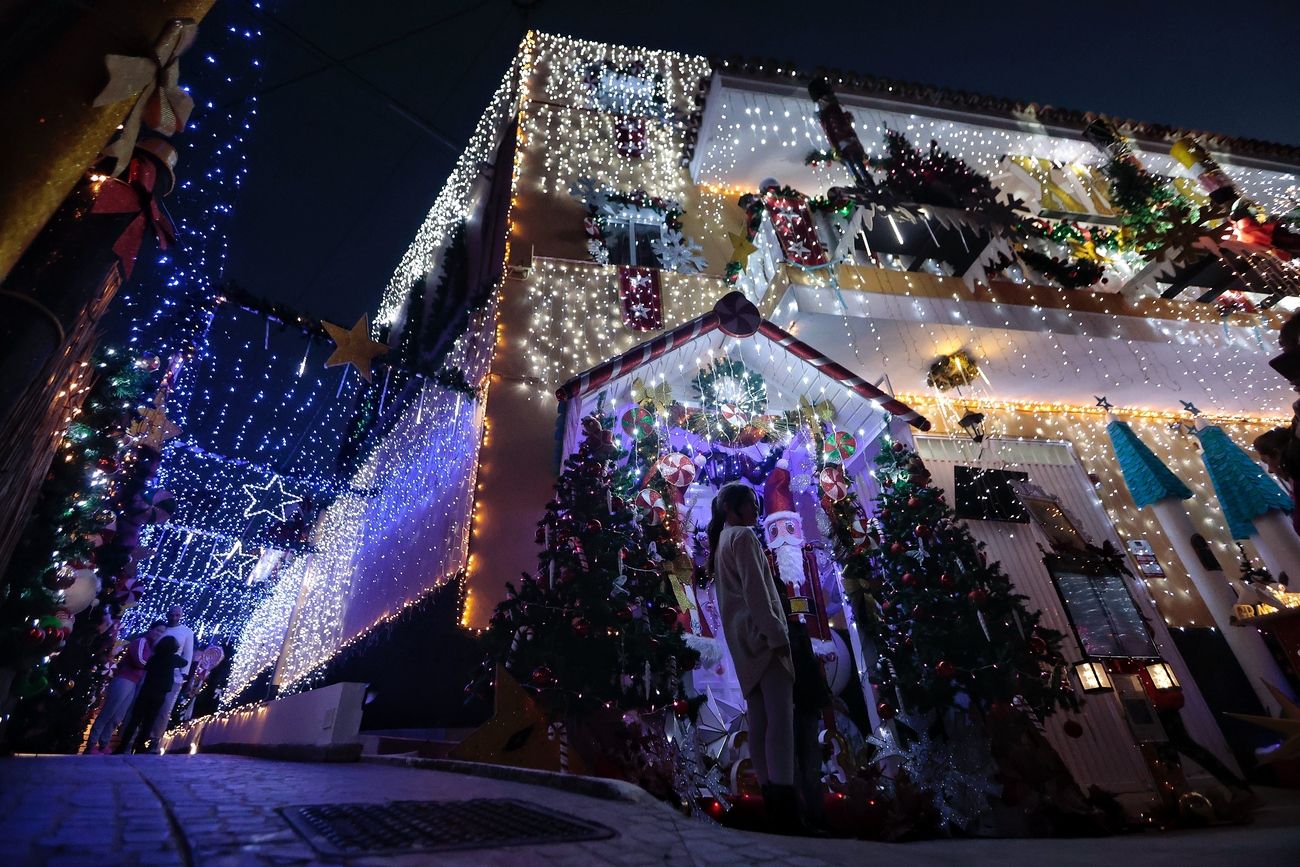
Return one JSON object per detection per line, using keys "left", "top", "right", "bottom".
{"left": 627, "top": 272, "right": 652, "bottom": 290}
{"left": 1094, "top": 396, "right": 1113, "bottom": 410}
{"left": 323, "top": 314, "right": 389, "bottom": 382}
{"left": 1180, "top": 400, "right": 1201, "bottom": 416}
{"left": 785, "top": 239, "right": 812, "bottom": 259}
{"left": 242, "top": 475, "right": 301, "bottom": 522}
{"left": 210, "top": 540, "right": 258, "bottom": 584}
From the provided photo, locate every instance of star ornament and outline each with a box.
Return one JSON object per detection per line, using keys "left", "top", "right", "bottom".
{"left": 1227, "top": 682, "right": 1300, "bottom": 763}
{"left": 242, "top": 475, "right": 301, "bottom": 521}
{"left": 323, "top": 314, "right": 389, "bottom": 382}
{"left": 129, "top": 397, "right": 181, "bottom": 449}
{"left": 728, "top": 232, "right": 757, "bottom": 263}
{"left": 210, "top": 540, "right": 259, "bottom": 584}
{"left": 1179, "top": 400, "right": 1201, "bottom": 416}
{"left": 1094, "top": 395, "right": 1113, "bottom": 410}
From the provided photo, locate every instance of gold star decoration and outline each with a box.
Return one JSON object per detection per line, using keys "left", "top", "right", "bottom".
{"left": 450, "top": 665, "right": 586, "bottom": 773}
{"left": 1227, "top": 682, "right": 1300, "bottom": 763}
{"left": 728, "top": 231, "right": 757, "bottom": 263}
{"left": 322, "top": 314, "right": 389, "bottom": 382}
{"left": 128, "top": 395, "right": 181, "bottom": 449}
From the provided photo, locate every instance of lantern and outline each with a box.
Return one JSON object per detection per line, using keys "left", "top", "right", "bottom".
{"left": 1074, "top": 661, "right": 1113, "bottom": 694}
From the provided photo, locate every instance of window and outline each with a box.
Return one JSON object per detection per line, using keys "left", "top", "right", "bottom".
{"left": 953, "top": 465, "right": 1029, "bottom": 522}
{"left": 1048, "top": 561, "right": 1159, "bottom": 658}
{"left": 585, "top": 62, "right": 668, "bottom": 118}
{"left": 601, "top": 213, "right": 663, "bottom": 267}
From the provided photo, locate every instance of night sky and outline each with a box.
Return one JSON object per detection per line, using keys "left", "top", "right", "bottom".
{"left": 198, "top": 0, "right": 1300, "bottom": 325}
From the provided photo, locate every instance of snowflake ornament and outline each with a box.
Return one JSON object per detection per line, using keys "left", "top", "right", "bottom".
{"left": 651, "top": 229, "right": 707, "bottom": 273}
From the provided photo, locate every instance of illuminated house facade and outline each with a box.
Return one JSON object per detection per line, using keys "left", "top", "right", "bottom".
{"left": 229, "top": 32, "right": 1300, "bottom": 802}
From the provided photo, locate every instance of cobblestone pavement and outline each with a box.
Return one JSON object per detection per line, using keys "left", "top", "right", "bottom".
{"left": 3, "top": 754, "right": 1299, "bottom": 866}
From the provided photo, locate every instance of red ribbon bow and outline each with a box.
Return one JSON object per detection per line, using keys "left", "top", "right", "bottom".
{"left": 89, "top": 156, "right": 175, "bottom": 279}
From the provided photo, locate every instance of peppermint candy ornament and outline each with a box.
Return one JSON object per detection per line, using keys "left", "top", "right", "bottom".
{"left": 847, "top": 514, "right": 869, "bottom": 542}
{"left": 823, "top": 431, "right": 857, "bottom": 464}
{"left": 819, "top": 465, "right": 849, "bottom": 501}
{"left": 114, "top": 576, "right": 141, "bottom": 608}
{"left": 719, "top": 403, "right": 747, "bottom": 427}
{"left": 656, "top": 452, "right": 697, "bottom": 487}
{"left": 620, "top": 406, "right": 656, "bottom": 439}
{"left": 634, "top": 488, "right": 667, "bottom": 524}
{"left": 141, "top": 489, "right": 176, "bottom": 524}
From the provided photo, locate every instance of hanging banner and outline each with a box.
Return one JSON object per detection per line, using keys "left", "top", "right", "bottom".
{"left": 617, "top": 265, "right": 663, "bottom": 332}
{"left": 764, "top": 191, "right": 829, "bottom": 267}
{"left": 614, "top": 115, "right": 648, "bottom": 159}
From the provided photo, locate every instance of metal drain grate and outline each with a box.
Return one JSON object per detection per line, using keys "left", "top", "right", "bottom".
{"left": 279, "top": 798, "right": 616, "bottom": 856}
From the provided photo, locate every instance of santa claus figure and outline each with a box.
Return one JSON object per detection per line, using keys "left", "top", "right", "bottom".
{"left": 763, "top": 459, "right": 809, "bottom": 598}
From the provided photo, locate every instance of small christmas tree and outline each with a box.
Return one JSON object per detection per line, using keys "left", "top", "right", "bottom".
{"left": 828, "top": 439, "right": 1077, "bottom": 721}
{"left": 477, "top": 413, "right": 697, "bottom": 715}
{"left": 870, "top": 129, "right": 1009, "bottom": 215}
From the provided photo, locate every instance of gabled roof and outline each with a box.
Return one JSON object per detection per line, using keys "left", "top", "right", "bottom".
{"left": 1106, "top": 418, "right": 1192, "bottom": 508}
{"left": 555, "top": 291, "right": 930, "bottom": 431}
{"left": 1195, "top": 422, "right": 1292, "bottom": 539}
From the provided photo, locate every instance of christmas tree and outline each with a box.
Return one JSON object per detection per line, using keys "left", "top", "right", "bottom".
{"left": 826, "top": 439, "right": 1077, "bottom": 721}
{"left": 870, "top": 129, "right": 1010, "bottom": 215}
{"left": 476, "top": 413, "right": 698, "bottom": 715}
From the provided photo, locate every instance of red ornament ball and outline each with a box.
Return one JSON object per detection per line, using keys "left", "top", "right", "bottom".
{"left": 876, "top": 702, "right": 896, "bottom": 721}
{"left": 987, "top": 700, "right": 1012, "bottom": 721}
{"left": 1029, "top": 636, "right": 1048, "bottom": 656}
{"left": 610, "top": 496, "right": 625, "bottom": 512}
{"left": 585, "top": 519, "right": 603, "bottom": 534}
{"left": 880, "top": 508, "right": 892, "bottom": 520}
{"left": 934, "top": 660, "right": 956, "bottom": 679}
{"left": 672, "top": 698, "right": 689, "bottom": 718}
{"left": 900, "top": 572, "right": 916, "bottom": 586}
{"left": 891, "top": 441, "right": 904, "bottom": 453}
{"left": 968, "top": 589, "right": 989, "bottom": 607}
{"left": 939, "top": 573, "right": 955, "bottom": 590}
{"left": 24, "top": 626, "right": 45, "bottom": 648}
{"left": 531, "top": 665, "right": 556, "bottom": 687}
{"left": 890, "top": 542, "right": 906, "bottom": 554}
{"left": 907, "top": 497, "right": 921, "bottom": 509}
{"left": 1063, "top": 720, "right": 1084, "bottom": 739}
{"left": 658, "top": 606, "right": 680, "bottom": 626}
{"left": 571, "top": 617, "right": 591, "bottom": 637}
{"left": 915, "top": 523, "right": 930, "bottom": 537}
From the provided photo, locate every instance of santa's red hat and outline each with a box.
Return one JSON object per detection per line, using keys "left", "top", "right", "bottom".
{"left": 763, "top": 459, "right": 798, "bottom": 523}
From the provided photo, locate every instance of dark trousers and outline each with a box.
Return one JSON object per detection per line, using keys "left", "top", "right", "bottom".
{"left": 115, "top": 691, "right": 166, "bottom": 754}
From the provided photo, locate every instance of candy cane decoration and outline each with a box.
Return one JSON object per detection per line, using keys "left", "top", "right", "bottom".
{"left": 756, "top": 321, "right": 930, "bottom": 430}
{"left": 510, "top": 625, "right": 534, "bottom": 660}
{"left": 547, "top": 721, "right": 570, "bottom": 773}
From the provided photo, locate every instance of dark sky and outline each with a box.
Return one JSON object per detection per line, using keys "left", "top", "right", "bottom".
{"left": 208, "top": 0, "right": 1300, "bottom": 325}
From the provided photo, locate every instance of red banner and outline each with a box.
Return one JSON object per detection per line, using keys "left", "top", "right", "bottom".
{"left": 764, "top": 192, "right": 829, "bottom": 267}
{"left": 615, "top": 115, "right": 648, "bottom": 159}
{"left": 617, "top": 266, "right": 663, "bottom": 331}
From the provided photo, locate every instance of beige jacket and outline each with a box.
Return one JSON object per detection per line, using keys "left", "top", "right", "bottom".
{"left": 714, "top": 525, "right": 793, "bottom": 696}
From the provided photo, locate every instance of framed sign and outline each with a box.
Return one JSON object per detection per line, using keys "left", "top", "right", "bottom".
{"left": 1125, "top": 539, "right": 1166, "bottom": 579}
{"left": 1047, "top": 556, "right": 1158, "bottom": 659}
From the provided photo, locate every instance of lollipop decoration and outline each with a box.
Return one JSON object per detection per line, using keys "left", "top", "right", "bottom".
{"left": 634, "top": 488, "right": 667, "bottom": 524}
{"left": 819, "top": 465, "right": 849, "bottom": 501}
{"left": 823, "top": 430, "right": 857, "bottom": 464}
{"left": 140, "top": 489, "right": 176, "bottom": 524}
{"left": 656, "top": 452, "right": 697, "bottom": 487}
{"left": 620, "top": 406, "right": 656, "bottom": 439}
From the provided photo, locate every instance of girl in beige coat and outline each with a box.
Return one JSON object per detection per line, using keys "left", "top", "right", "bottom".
{"left": 708, "top": 482, "right": 797, "bottom": 815}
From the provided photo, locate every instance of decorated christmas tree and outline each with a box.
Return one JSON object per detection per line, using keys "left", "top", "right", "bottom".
{"left": 476, "top": 413, "right": 698, "bottom": 715}
{"left": 869, "top": 129, "right": 1010, "bottom": 216}
{"left": 827, "top": 439, "right": 1077, "bottom": 720}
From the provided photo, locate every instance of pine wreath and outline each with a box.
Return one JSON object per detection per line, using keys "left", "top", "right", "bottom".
{"left": 692, "top": 359, "right": 767, "bottom": 417}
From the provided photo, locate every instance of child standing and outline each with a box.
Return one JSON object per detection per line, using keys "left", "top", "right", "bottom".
{"left": 114, "top": 635, "right": 187, "bottom": 754}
